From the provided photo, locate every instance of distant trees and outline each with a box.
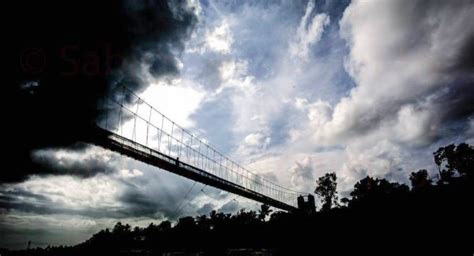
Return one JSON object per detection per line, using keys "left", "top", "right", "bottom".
{"left": 410, "top": 169, "right": 432, "bottom": 191}
{"left": 175, "top": 216, "right": 196, "bottom": 232}
{"left": 258, "top": 204, "right": 272, "bottom": 220}
{"left": 349, "top": 176, "right": 409, "bottom": 204}
{"left": 434, "top": 143, "right": 474, "bottom": 184}
{"left": 314, "top": 172, "right": 339, "bottom": 211}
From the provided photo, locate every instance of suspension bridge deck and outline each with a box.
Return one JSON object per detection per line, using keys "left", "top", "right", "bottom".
{"left": 85, "top": 125, "right": 298, "bottom": 212}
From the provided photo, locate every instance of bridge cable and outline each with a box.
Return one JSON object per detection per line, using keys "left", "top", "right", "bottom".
{"left": 172, "top": 181, "right": 197, "bottom": 217}
{"left": 200, "top": 187, "right": 221, "bottom": 201}
{"left": 200, "top": 188, "right": 242, "bottom": 209}
{"left": 175, "top": 184, "right": 208, "bottom": 217}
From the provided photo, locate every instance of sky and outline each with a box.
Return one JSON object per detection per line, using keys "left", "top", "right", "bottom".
{"left": 3, "top": 0, "right": 474, "bottom": 249}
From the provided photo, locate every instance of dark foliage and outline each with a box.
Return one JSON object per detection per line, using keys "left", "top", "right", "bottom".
{"left": 314, "top": 172, "right": 338, "bottom": 211}
{"left": 410, "top": 169, "right": 432, "bottom": 191}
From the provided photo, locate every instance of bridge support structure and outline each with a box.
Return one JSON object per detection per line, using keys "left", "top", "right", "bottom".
{"left": 85, "top": 125, "right": 299, "bottom": 212}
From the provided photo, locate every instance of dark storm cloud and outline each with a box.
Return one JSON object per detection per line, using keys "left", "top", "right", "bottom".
{"left": 118, "top": 190, "right": 164, "bottom": 217}
{"left": 117, "top": 188, "right": 177, "bottom": 219}
{"left": 0, "top": 185, "right": 117, "bottom": 218}
{"left": 0, "top": 159, "right": 229, "bottom": 221}
{"left": 115, "top": 170, "right": 232, "bottom": 220}
{"left": 434, "top": 81, "right": 474, "bottom": 123}
{"left": 107, "top": 0, "right": 199, "bottom": 99}
{"left": 30, "top": 144, "right": 119, "bottom": 178}
{"left": 0, "top": 169, "right": 197, "bottom": 220}
{"left": 5, "top": 0, "right": 198, "bottom": 183}
{"left": 412, "top": 1, "right": 474, "bottom": 129}
{"left": 453, "top": 34, "right": 474, "bottom": 73}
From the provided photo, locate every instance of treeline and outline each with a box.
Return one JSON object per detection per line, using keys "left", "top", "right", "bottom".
{"left": 3, "top": 143, "right": 473, "bottom": 255}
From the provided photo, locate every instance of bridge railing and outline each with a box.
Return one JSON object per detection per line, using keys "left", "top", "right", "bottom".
{"left": 98, "top": 85, "right": 305, "bottom": 207}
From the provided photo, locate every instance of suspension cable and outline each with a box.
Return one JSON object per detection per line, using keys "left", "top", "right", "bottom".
{"left": 102, "top": 85, "right": 310, "bottom": 205}
{"left": 172, "top": 181, "right": 197, "bottom": 217}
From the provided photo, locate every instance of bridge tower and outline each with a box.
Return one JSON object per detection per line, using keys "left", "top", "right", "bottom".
{"left": 297, "top": 194, "right": 315, "bottom": 214}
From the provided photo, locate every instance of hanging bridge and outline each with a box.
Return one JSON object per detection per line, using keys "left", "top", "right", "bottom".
{"left": 84, "top": 85, "right": 311, "bottom": 212}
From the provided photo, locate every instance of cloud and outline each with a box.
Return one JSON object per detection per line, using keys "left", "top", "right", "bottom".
{"left": 269, "top": 0, "right": 474, "bottom": 192}
{"left": 290, "top": 156, "right": 316, "bottom": 193}
{"left": 291, "top": 156, "right": 315, "bottom": 181}
{"left": 393, "top": 103, "right": 438, "bottom": 145}
{"left": 205, "top": 21, "right": 233, "bottom": 54}
{"left": 0, "top": 175, "right": 122, "bottom": 217}
{"left": 30, "top": 144, "right": 120, "bottom": 178}
{"left": 0, "top": 160, "right": 210, "bottom": 221}
{"left": 218, "top": 200, "right": 240, "bottom": 214}
{"left": 185, "top": 53, "right": 230, "bottom": 92}
{"left": 467, "top": 118, "right": 474, "bottom": 145}
{"left": 237, "top": 132, "right": 272, "bottom": 156}
{"left": 184, "top": 0, "right": 351, "bottom": 192}
{"left": 116, "top": 169, "right": 144, "bottom": 179}
{"left": 320, "top": 0, "right": 474, "bottom": 144}
{"left": 0, "top": 212, "right": 108, "bottom": 249}
{"left": 137, "top": 80, "right": 205, "bottom": 128}
{"left": 197, "top": 203, "right": 216, "bottom": 215}
{"left": 114, "top": 165, "right": 207, "bottom": 220}
{"left": 290, "top": 0, "right": 330, "bottom": 61}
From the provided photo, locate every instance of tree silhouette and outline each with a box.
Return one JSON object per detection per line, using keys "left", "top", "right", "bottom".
{"left": 314, "top": 172, "right": 339, "bottom": 211}
{"left": 434, "top": 143, "right": 474, "bottom": 184}
{"left": 258, "top": 204, "right": 272, "bottom": 221}
{"left": 350, "top": 176, "right": 377, "bottom": 202}
{"left": 410, "top": 169, "right": 432, "bottom": 191}
{"left": 350, "top": 176, "right": 409, "bottom": 204}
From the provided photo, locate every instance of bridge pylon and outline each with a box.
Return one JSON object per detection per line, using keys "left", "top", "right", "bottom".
{"left": 297, "top": 194, "right": 316, "bottom": 214}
